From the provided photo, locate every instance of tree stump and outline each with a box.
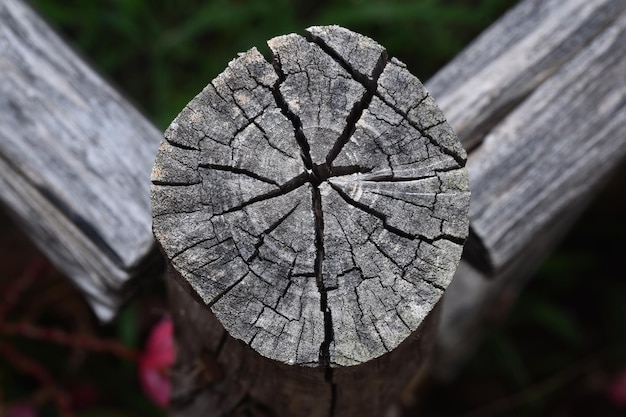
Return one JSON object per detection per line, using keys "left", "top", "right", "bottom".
{"left": 151, "top": 26, "right": 469, "bottom": 416}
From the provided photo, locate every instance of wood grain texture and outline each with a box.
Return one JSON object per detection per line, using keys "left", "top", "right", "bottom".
{"left": 0, "top": 0, "right": 162, "bottom": 319}
{"left": 434, "top": 1, "right": 626, "bottom": 378}
{"left": 427, "top": 0, "right": 625, "bottom": 150}
{"left": 2, "top": 0, "right": 624, "bottom": 401}
{"left": 463, "top": 5, "right": 626, "bottom": 273}
{"left": 152, "top": 25, "right": 470, "bottom": 369}
{"left": 167, "top": 265, "right": 440, "bottom": 417}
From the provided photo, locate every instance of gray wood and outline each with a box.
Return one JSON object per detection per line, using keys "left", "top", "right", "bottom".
{"left": 427, "top": 0, "right": 625, "bottom": 150}
{"left": 1, "top": 0, "right": 624, "bottom": 404}
{"left": 434, "top": 1, "right": 626, "bottom": 378}
{"left": 0, "top": 0, "right": 163, "bottom": 320}
{"left": 152, "top": 26, "right": 469, "bottom": 415}
{"left": 168, "top": 265, "right": 441, "bottom": 417}
{"left": 464, "top": 8, "right": 626, "bottom": 273}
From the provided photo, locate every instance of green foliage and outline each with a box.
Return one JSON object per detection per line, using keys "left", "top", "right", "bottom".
{"left": 29, "top": 0, "right": 517, "bottom": 128}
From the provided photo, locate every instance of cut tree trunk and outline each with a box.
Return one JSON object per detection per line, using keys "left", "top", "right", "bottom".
{"left": 152, "top": 26, "right": 470, "bottom": 416}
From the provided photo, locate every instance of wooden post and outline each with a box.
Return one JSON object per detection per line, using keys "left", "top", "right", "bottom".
{"left": 151, "top": 26, "right": 469, "bottom": 416}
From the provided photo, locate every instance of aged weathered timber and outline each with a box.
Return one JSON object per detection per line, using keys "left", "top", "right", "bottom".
{"left": 0, "top": 0, "right": 162, "bottom": 319}
{"left": 464, "top": 7, "right": 626, "bottom": 273}
{"left": 434, "top": 1, "right": 626, "bottom": 378}
{"left": 427, "top": 0, "right": 625, "bottom": 151}
{"left": 152, "top": 26, "right": 470, "bottom": 415}
{"left": 427, "top": 0, "right": 626, "bottom": 275}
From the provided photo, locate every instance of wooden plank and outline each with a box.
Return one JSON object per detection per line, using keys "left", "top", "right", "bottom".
{"left": 0, "top": 0, "right": 163, "bottom": 320}
{"left": 464, "top": 6, "right": 626, "bottom": 273}
{"left": 434, "top": 2, "right": 626, "bottom": 377}
{"left": 427, "top": 0, "right": 625, "bottom": 150}
{"left": 152, "top": 26, "right": 469, "bottom": 416}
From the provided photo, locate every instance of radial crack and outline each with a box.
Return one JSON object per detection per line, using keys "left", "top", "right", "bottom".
{"left": 356, "top": 173, "right": 436, "bottom": 183}
{"left": 151, "top": 179, "right": 202, "bottom": 187}
{"left": 270, "top": 57, "right": 314, "bottom": 171}
{"left": 218, "top": 172, "right": 309, "bottom": 215}
{"left": 374, "top": 92, "right": 466, "bottom": 167}
{"left": 199, "top": 163, "right": 281, "bottom": 186}
{"left": 310, "top": 44, "right": 388, "bottom": 167}
{"left": 246, "top": 204, "right": 300, "bottom": 263}
{"left": 311, "top": 186, "right": 334, "bottom": 372}
{"left": 329, "top": 181, "right": 416, "bottom": 241}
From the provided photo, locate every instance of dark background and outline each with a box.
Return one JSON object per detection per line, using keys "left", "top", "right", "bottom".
{"left": 1, "top": 0, "right": 625, "bottom": 416}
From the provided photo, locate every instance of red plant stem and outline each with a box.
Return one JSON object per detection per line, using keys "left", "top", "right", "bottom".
{"left": 0, "top": 322, "right": 138, "bottom": 361}
{"left": 0, "top": 341, "right": 75, "bottom": 417}
{"left": 0, "top": 255, "right": 51, "bottom": 321}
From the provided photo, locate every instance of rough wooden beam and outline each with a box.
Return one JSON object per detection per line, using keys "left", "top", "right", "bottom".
{"left": 435, "top": 2, "right": 626, "bottom": 377}
{"left": 427, "top": 0, "right": 625, "bottom": 151}
{"left": 152, "top": 26, "right": 469, "bottom": 416}
{"left": 462, "top": 5, "right": 626, "bottom": 274}
{"left": 0, "top": 0, "right": 163, "bottom": 319}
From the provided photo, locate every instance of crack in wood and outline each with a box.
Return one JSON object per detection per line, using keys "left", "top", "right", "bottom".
{"left": 153, "top": 26, "right": 469, "bottom": 371}
{"left": 306, "top": 29, "right": 388, "bottom": 172}
{"left": 216, "top": 172, "right": 309, "bottom": 215}
{"left": 246, "top": 204, "right": 300, "bottom": 264}
{"left": 198, "top": 163, "right": 280, "bottom": 187}
{"left": 374, "top": 91, "right": 466, "bottom": 167}
{"left": 270, "top": 57, "right": 314, "bottom": 171}
{"left": 328, "top": 181, "right": 418, "bottom": 241}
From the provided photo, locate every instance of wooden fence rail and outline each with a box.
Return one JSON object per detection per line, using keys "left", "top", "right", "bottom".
{"left": 431, "top": 0, "right": 626, "bottom": 377}
{"left": 0, "top": 0, "right": 162, "bottom": 320}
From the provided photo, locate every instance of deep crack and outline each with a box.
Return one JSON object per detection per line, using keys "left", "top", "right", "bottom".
{"left": 329, "top": 181, "right": 417, "bottom": 241}
{"left": 306, "top": 33, "right": 389, "bottom": 169}
{"left": 198, "top": 163, "right": 280, "bottom": 187}
{"left": 218, "top": 172, "right": 309, "bottom": 215}
{"left": 311, "top": 186, "right": 333, "bottom": 371}
{"left": 270, "top": 56, "right": 314, "bottom": 171}
{"left": 246, "top": 204, "right": 299, "bottom": 263}
{"left": 154, "top": 28, "right": 469, "bottom": 373}
{"left": 374, "top": 91, "right": 467, "bottom": 167}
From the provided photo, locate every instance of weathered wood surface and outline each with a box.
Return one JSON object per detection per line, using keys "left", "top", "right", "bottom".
{"left": 0, "top": 0, "right": 162, "bottom": 319}
{"left": 153, "top": 26, "right": 469, "bottom": 416}
{"left": 427, "top": 0, "right": 625, "bottom": 151}
{"left": 465, "top": 8, "right": 626, "bottom": 273}
{"left": 168, "top": 265, "right": 440, "bottom": 417}
{"left": 434, "top": 0, "right": 626, "bottom": 376}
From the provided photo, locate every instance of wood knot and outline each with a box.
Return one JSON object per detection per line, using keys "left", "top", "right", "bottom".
{"left": 151, "top": 25, "right": 469, "bottom": 368}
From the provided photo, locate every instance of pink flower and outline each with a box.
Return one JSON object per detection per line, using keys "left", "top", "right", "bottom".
{"left": 138, "top": 317, "right": 175, "bottom": 408}
{"left": 608, "top": 370, "right": 626, "bottom": 408}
